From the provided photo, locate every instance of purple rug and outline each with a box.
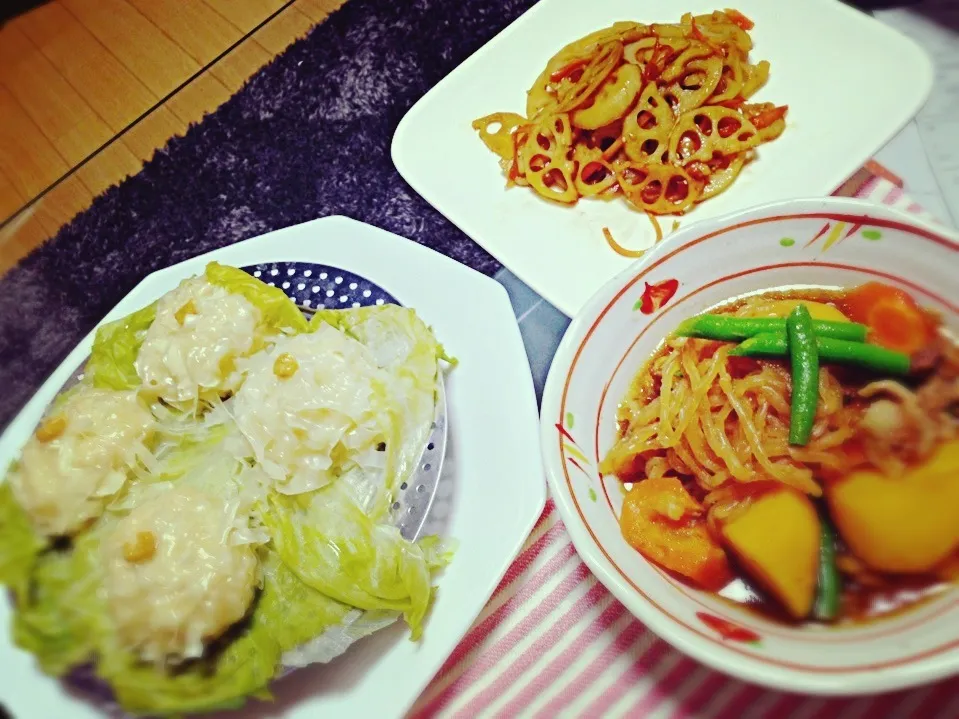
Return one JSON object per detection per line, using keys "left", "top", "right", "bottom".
{"left": 0, "top": 0, "right": 539, "bottom": 430}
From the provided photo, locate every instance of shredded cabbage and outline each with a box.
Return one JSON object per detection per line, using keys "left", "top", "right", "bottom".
{"left": 309, "top": 305, "right": 451, "bottom": 514}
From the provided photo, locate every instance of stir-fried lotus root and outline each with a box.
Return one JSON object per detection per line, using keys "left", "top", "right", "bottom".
{"left": 472, "top": 10, "right": 786, "bottom": 215}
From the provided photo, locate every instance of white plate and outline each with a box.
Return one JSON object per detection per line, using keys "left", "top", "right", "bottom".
{"left": 0, "top": 216, "right": 547, "bottom": 719}
{"left": 392, "top": 0, "right": 933, "bottom": 317}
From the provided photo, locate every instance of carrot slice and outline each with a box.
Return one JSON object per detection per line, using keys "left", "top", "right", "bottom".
{"left": 620, "top": 477, "right": 732, "bottom": 590}
{"left": 841, "top": 282, "right": 931, "bottom": 354}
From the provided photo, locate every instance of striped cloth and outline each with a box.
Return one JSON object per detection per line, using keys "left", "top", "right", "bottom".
{"left": 410, "top": 164, "right": 959, "bottom": 719}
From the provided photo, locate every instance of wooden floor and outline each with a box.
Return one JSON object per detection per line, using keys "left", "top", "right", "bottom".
{"left": 0, "top": 0, "right": 345, "bottom": 274}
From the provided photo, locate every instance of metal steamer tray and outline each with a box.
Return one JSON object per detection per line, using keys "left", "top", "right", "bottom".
{"left": 52, "top": 261, "right": 448, "bottom": 709}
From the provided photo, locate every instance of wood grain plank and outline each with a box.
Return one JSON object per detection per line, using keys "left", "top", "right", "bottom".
{"left": 251, "top": 5, "right": 316, "bottom": 55}
{"left": 164, "top": 73, "right": 233, "bottom": 128}
{"left": 14, "top": 2, "right": 158, "bottom": 133}
{"left": 0, "top": 23, "right": 117, "bottom": 169}
{"left": 209, "top": 36, "right": 273, "bottom": 93}
{"left": 74, "top": 140, "right": 144, "bottom": 197}
{"left": 120, "top": 106, "right": 189, "bottom": 164}
{"left": 295, "top": 0, "right": 346, "bottom": 24}
{"left": 0, "top": 86, "right": 70, "bottom": 201}
{"left": 125, "top": 0, "right": 241, "bottom": 66}
{"left": 124, "top": 0, "right": 274, "bottom": 93}
{"left": 61, "top": 0, "right": 200, "bottom": 98}
{"left": 32, "top": 174, "right": 94, "bottom": 238}
{"left": 203, "top": 0, "right": 287, "bottom": 34}
{"left": 0, "top": 170, "right": 27, "bottom": 223}
{"left": 0, "top": 211, "right": 49, "bottom": 274}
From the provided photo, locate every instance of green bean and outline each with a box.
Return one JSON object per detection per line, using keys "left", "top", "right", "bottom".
{"left": 675, "top": 314, "right": 867, "bottom": 343}
{"left": 730, "top": 333, "right": 911, "bottom": 375}
{"left": 787, "top": 305, "right": 819, "bottom": 446}
{"left": 813, "top": 517, "right": 841, "bottom": 621}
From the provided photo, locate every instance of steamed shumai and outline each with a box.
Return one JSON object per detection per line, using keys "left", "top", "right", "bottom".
{"left": 135, "top": 276, "right": 263, "bottom": 405}
{"left": 103, "top": 486, "right": 259, "bottom": 661}
{"left": 10, "top": 386, "right": 156, "bottom": 536}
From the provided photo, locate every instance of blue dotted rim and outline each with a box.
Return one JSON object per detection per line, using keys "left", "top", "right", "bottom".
{"left": 243, "top": 262, "right": 400, "bottom": 310}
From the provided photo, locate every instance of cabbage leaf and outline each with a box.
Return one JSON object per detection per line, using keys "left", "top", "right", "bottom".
{"left": 205, "top": 262, "right": 309, "bottom": 335}
{"left": 12, "top": 529, "right": 102, "bottom": 676}
{"left": 264, "top": 487, "right": 448, "bottom": 639}
{"left": 86, "top": 302, "right": 157, "bottom": 390}
{"left": 0, "top": 481, "right": 48, "bottom": 604}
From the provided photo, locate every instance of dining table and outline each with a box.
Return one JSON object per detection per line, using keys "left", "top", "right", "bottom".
{"left": 0, "top": 0, "right": 957, "bottom": 716}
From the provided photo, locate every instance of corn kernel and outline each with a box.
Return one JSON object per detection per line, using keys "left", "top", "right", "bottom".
{"left": 35, "top": 415, "right": 67, "bottom": 443}
{"left": 123, "top": 531, "right": 157, "bottom": 563}
{"left": 174, "top": 300, "right": 198, "bottom": 326}
{"left": 273, "top": 353, "right": 299, "bottom": 379}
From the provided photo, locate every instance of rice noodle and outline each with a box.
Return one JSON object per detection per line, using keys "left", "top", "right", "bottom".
{"left": 601, "top": 300, "right": 859, "bottom": 498}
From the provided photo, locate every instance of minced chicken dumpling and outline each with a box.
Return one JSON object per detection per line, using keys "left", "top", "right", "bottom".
{"left": 136, "top": 276, "right": 262, "bottom": 404}
{"left": 103, "top": 486, "right": 258, "bottom": 662}
{"left": 10, "top": 387, "right": 156, "bottom": 536}
{"left": 232, "top": 324, "right": 386, "bottom": 495}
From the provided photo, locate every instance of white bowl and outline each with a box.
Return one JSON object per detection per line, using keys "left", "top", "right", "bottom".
{"left": 540, "top": 197, "right": 959, "bottom": 695}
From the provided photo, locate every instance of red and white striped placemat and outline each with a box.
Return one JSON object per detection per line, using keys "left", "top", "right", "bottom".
{"left": 410, "top": 164, "right": 959, "bottom": 719}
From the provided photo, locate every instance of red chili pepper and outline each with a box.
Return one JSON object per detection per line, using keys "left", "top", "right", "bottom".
{"left": 642, "top": 43, "right": 673, "bottom": 84}
{"left": 716, "top": 96, "right": 745, "bottom": 109}
{"left": 696, "top": 612, "right": 761, "bottom": 643}
{"left": 638, "top": 278, "right": 679, "bottom": 314}
{"left": 724, "top": 9, "right": 755, "bottom": 31}
{"left": 690, "top": 19, "right": 709, "bottom": 43}
{"left": 549, "top": 58, "right": 588, "bottom": 84}
{"left": 750, "top": 105, "right": 788, "bottom": 130}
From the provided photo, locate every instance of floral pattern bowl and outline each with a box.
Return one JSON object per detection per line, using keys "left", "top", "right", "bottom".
{"left": 540, "top": 197, "right": 959, "bottom": 695}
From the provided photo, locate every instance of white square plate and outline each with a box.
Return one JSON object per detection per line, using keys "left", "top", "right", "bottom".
{"left": 392, "top": 0, "right": 933, "bottom": 316}
{"left": 0, "top": 216, "right": 547, "bottom": 718}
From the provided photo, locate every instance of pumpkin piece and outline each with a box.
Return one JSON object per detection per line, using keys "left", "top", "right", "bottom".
{"left": 720, "top": 488, "right": 821, "bottom": 619}
{"left": 620, "top": 476, "right": 732, "bottom": 591}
